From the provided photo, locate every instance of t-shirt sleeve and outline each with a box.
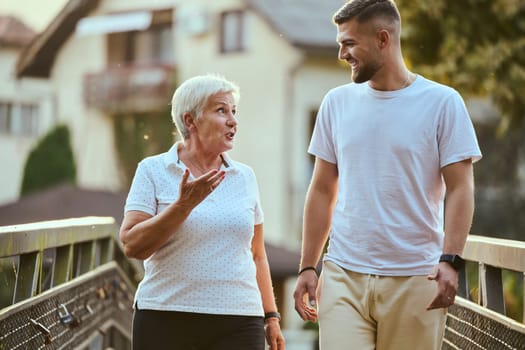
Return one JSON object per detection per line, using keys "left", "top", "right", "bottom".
{"left": 308, "top": 93, "right": 337, "bottom": 164}
{"left": 437, "top": 90, "right": 483, "bottom": 168}
{"left": 124, "top": 160, "right": 157, "bottom": 216}
{"left": 247, "top": 168, "right": 264, "bottom": 225}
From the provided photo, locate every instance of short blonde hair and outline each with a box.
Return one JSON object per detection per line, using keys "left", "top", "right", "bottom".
{"left": 171, "top": 74, "right": 240, "bottom": 139}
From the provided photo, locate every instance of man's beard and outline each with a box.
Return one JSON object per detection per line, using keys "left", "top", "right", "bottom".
{"left": 351, "top": 61, "right": 382, "bottom": 84}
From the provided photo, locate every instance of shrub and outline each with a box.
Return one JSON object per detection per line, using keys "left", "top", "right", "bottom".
{"left": 20, "top": 125, "right": 76, "bottom": 195}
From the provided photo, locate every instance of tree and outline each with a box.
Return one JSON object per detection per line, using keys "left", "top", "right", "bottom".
{"left": 398, "top": 0, "right": 525, "bottom": 131}
{"left": 394, "top": 1, "right": 525, "bottom": 241}
{"left": 20, "top": 125, "right": 76, "bottom": 195}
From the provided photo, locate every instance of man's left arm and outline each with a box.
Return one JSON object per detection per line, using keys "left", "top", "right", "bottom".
{"left": 427, "top": 158, "right": 475, "bottom": 310}
{"left": 442, "top": 158, "right": 475, "bottom": 254}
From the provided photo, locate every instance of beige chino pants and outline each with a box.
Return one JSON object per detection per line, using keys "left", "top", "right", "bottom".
{"left": 317, "top": 261, "right": 447, "bottom": 350}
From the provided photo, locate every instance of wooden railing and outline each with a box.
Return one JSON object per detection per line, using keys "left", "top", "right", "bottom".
{"left": 0, "top": 217, "right": 139, "bottom": 349}
{"left": 0, "top": 218, "right": 524, "bottom": 349}
{"left": 443, "top": 235, "right": 525, "bottom": 349}
{"left": 459, "top": 235, "right": 525, "bottom": 321}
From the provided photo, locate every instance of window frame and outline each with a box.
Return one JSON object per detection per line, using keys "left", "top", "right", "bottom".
{"left": 219, "top": 10, "right": 246, "bottom": 54}
{"left": 0, "top": 100, "right": 39, "bottom": 137}
{"left": 106, "top": 9, "right": 174, "bottom": 66}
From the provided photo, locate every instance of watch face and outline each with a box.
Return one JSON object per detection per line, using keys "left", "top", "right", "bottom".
{"left": 453, "top": 255, "right": 465, "bottom": 270}
{"left": 440, "top": 254, "right": 464, "bottom": 271}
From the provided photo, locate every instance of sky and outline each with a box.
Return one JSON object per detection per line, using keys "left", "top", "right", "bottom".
{"left": 1, "top": 0, "right": 68, "bottom": 31}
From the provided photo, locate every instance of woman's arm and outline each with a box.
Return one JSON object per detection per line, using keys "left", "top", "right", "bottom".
{"left": 119, "top": 203, "right": 192, "bottom": 260}
{"left": 252, "top": 224, "right": 285, "bottom": 350}
{"left": 119, "top": 169, "right": 225, "bottom": 260}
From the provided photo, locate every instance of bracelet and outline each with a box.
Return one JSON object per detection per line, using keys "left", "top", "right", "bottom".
{"left": 298, "top": 266, "right": 317, "bottom": 276}
{"left": 264, "top": 311, "right": 281, "bottom": 321}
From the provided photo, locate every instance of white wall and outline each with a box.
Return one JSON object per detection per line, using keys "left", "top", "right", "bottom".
{"left": 0, "top": 48, "right": 56, "bottom": 204}
{"left": 51, "top": 26, "right": 122, "bottom": 192}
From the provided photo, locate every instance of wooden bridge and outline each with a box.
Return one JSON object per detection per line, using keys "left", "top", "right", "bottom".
{"left": 0, "top": 217, "right": 524, "bottom": 349}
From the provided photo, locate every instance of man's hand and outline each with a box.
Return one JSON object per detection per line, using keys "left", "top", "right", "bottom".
{"left": 426, "top": 262, "right": 459, "bottom": 310}
{"left": 293, "top": 270, "right": 319, "bottom": 322}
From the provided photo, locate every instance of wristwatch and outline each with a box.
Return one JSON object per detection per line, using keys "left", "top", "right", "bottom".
{"left": 264, "top": 312, "right": 281, "bottom": 322}
{"left": 439, "top": 254, "right": 465, "bottom": 271}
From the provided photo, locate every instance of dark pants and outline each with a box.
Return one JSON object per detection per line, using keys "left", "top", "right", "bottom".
{"left": 132, "top": 308, "right": 265, "bottom": 350}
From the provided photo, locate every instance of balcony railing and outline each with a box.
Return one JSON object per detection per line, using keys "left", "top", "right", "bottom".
{"left": 83, "top": 64, "right": 175, "bottom": 114}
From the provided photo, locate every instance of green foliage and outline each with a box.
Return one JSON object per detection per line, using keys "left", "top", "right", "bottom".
{"left": 472, "top": 122, "right": 525, "bottom": 241}
{"left": 20, "top": 125, "right": 76, "bottom": 195}
{"left": 473, "top": 124, "right": 522, "bottom": 187}
{"left": 397, "top": 0, "right": 525, "bottom": 130}
{"left": 302, "top": 321, "right": 319, "bottom": 331}
{"left": 0, "top": 257, "right": 17, "bottom": 309}
{"left": 114, "top": 110, "right": 176, "bottom": 189}
{"left": 503, "top": 270, "right": 524, "bottom": 322}
{"left": 396, "top": 0, "right": 525, "bottom": 241}
{"left": 466, "top": 262, "right": 523, "bottom": 323}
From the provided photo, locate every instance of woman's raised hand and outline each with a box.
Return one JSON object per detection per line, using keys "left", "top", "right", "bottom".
{"left": 177, "top": 169, "right": 225, "bottom": 209}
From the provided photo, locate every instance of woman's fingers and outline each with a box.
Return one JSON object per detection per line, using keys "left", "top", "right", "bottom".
{"left": 196, "top": 169, "right": 225, "bottom": 191}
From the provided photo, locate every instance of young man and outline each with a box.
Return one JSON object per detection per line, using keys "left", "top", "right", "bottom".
{"left": 293, "top": 1, "right": 482, "bottom": 349}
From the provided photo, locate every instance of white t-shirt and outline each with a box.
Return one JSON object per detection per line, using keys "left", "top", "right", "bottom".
{"left": 124, "top": 142, "right": 265, "bottom": 316}
{"left": 309, "top": 75, "right": 482, "bottom": 276}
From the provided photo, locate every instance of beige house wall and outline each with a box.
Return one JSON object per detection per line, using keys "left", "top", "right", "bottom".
{"left": 0, "top": 48, "right": 56, "bottom": 204}
{"left": 51, "top": 24, "right": 122, "bottom": 192}
{"left": 182, "top": 10, "right": 306, "bottom": 245}
{"left": 288, "top": 59, "right": 349, "bottom": 247}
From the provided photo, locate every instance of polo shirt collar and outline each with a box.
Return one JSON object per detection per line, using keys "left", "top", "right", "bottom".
{"left": 163, "top": 141, "right": 236, "bottom": 172}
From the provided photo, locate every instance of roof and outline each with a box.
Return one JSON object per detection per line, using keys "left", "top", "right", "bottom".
{"left": 0, "top": 182, "right": 301, "bottom": 278}
{"left": 0, "top": 15, "right": 36, "bottom": 48}
{"left": 0, "top": 183, "right": 126, "bottom": 226}
{"left": 246, "top": 0, "right": 344, "bottom": 53}
{"left": 17, "top": 0, "right": 343, "bottom": 78}
{"left": 16, "top": 0, "right": 100, "bottom": 78}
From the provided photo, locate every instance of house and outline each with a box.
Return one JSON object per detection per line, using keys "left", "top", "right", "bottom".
{"left": 0, "top": 15, "right": 55, "bottom": 204}
{"left": 11, "top": 0, "right": 348, "bottom": 247}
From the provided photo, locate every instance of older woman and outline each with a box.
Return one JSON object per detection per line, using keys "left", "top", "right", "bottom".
{"left": 119, "top": 74, "right": 285, "bottom": 350}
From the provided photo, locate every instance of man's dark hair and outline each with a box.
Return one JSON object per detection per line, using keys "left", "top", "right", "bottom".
{"left": 333, "top": 0, "right": 400, "bottom": 25}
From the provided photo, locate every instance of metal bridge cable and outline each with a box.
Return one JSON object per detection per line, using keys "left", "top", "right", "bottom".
{"left": 447, "top": 312, "right": 518, "bottom": 350}
{"left": 445, "top": 326, "right": 487, "bottom": 350}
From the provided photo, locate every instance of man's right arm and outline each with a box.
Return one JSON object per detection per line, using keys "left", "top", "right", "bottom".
{"left": 293, "top": 157, "right": 338, "bottom": 321}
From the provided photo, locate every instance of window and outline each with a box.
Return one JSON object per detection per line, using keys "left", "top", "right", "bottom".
{"left": 220, "top": 10, "right": 246, "bottom": 53}
{"left": 0, "top": 101, "right": 39, "bottom": 136}
{"left": 0, "top": 102, "right": 12, "bottom": 133}
{"left": 130, "top": 25, "right": 174, "bottom": 64}
{"left": 17, "top": 104, "right": 39, "bottom": 135}
{"left": 107, "top": 9, "right": 174, "bottom": 66}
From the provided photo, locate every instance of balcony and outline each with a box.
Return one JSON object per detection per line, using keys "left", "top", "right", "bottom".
{"left": 83, "top": 64, "right": 175, "bottom": 114}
